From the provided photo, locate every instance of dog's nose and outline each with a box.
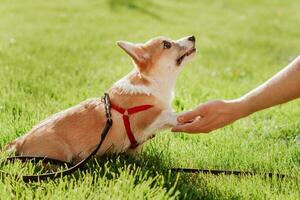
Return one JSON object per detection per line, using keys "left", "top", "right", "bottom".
{"left": 188, "top": 35, "right": 195, "bottom": 42}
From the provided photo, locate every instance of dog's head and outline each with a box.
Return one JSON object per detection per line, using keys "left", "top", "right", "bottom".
{"left": 117, "top": 36, "right": 196, "bottom": 80}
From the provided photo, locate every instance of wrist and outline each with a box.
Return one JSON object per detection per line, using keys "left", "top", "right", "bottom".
{"left": 227, "top": 98, "right": 253, "bottom": 119}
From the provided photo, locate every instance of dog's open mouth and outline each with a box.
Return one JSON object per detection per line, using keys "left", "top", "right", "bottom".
{"left": 176, "top": 47, "right": 196, "bottom": 65}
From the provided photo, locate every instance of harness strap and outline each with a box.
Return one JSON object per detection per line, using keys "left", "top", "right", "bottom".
{"left": 111, "top": 103, "right": 153, "bottom": 148}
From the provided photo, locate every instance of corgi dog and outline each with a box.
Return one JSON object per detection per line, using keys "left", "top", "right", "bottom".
{"left": 5, "top": 36, "right": 196, "bottom": 163}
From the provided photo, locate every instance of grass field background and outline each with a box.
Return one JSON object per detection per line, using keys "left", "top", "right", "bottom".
{"left": 0, "top": 0, "right": 299, "bottom": 199}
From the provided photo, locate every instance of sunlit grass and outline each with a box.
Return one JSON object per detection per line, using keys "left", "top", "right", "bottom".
{"left": 0, "top": 0, "right": 299, "bottom": 199}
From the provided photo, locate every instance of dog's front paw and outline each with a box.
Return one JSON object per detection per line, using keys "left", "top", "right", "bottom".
{"left": 165, "top": 112, "right": 178, "bottom": 127}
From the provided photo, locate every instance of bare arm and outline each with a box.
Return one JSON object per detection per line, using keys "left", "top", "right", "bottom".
{"left": 172, "top": 56, "right": 300, "bottom": 133}
{"left": 241, "top": 55, "right": 300, "bottom": 115}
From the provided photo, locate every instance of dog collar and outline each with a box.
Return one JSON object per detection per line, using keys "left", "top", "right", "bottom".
{"left": 110, "top": 103, "right": 153, "bottom": 148}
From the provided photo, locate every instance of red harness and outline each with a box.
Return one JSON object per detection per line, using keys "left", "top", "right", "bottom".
{"left": 111, "top": 103, "right": 153, "bottom": 148}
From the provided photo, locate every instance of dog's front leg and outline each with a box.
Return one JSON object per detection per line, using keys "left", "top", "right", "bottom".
{"left": 127, "top": 111, "right": 177, "bottom": 155}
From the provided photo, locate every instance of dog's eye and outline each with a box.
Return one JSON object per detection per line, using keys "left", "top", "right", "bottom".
{"left": 162, "top": 40, "right": 172, "bottom": 49}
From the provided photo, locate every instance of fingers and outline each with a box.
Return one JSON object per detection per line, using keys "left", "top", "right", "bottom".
{"left": 177, "top": 106, "right": 207, "bottom": 124}
{"left": 172, "top": 116, "right": 211, "bottom": 133}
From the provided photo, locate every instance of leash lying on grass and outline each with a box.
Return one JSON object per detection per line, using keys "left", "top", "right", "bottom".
{"left": 170, "top": 168, "right": 286, "bottom": 178}
{"left": 0, "top": 93, "right": 287, "bottom": 182}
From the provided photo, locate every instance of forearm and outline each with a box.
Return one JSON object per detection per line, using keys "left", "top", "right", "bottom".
{"left": 239, "top": 56, "right": 300, "bottom": 116}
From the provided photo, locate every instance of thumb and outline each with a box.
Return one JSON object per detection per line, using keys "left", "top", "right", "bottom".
{"left": 178, "top": 107, "right": 205, "bottom": 124}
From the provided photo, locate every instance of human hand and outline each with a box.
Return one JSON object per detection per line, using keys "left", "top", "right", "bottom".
{"left": 171, "top": 99, "right": 248, "bottom": 133}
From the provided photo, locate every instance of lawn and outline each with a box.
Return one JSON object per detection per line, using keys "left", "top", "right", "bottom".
{"left": 0, "top": 0, "right": 299, "bottom": 199}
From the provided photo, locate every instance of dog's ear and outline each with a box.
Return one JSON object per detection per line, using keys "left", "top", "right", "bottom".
{"left": 117, "top": 41, "right": 148, "bottom": 68}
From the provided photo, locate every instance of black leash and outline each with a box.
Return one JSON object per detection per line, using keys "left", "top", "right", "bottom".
{"left": 0, "top": 93, "right": 113, "bottom": 182}
{"left": 170, "top": 168, "right": 286, "bottom": 178}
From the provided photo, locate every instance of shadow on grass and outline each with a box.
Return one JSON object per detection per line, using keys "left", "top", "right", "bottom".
{"left": 107, "top": 0, "right": 163, "bottom": 20}
{"left": 78, "top": 152, "right": 239, "bottom": 200}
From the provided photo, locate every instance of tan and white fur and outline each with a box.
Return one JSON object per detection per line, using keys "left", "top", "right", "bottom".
{"left": 5, "top": 36, "right": 196, "bottom": 163}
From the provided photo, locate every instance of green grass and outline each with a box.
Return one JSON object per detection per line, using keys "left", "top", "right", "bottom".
{"left": 0, "top": 0, "right": 299, "bottom": 199}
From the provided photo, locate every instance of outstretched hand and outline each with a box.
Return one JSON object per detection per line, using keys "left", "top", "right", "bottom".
{"left": 171, "top": 100, "right": 247, "bottom": 133}
{"left": 172, "top": 56, "right": 300, "bottom": 134}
